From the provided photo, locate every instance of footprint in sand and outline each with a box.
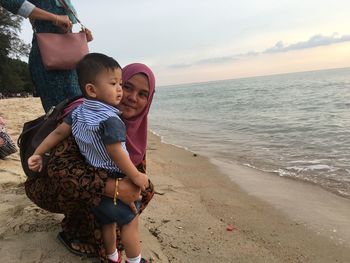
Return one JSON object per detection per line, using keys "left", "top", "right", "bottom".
{"left": 4, "top": 204, "right": 62, "bottom": 235}
{"left": 20, "top": 249, "right": 44, "bottom": 262}
{"left": 0, "top": 181, "right": 24, "bottom": 194}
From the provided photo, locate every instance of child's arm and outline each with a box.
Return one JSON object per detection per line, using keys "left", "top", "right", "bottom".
{"left": 106, "top": 143, "right": 149, "bottom": 191}
{"left": 28, "top": 122, "right": 71, "bottom": 172}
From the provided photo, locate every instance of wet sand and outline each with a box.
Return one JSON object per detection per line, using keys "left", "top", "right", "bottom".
{"left": 0, "top": 98, "right": 349, "bottom": 262}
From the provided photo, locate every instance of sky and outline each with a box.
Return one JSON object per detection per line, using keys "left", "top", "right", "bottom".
{"left": 18, "top": 0, "right": 350, "bottom": 86}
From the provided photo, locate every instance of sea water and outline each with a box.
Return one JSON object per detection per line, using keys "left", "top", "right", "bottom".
{"left": 149, "top": 67, "right": 350, "bottom": 198}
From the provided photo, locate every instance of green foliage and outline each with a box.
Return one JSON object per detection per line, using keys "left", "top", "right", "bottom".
{"left": 0, "top": 7, "right": 30, "bottom": 59}
{"left": 0, "top": 58, "right": 34, "bottom": 94}
{"left": 0, "top": 7, "right": 32, "bottom": 95}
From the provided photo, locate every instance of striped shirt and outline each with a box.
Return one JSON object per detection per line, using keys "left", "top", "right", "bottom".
{"left": 65, "top": 99, "right": 128, "bottom": 174}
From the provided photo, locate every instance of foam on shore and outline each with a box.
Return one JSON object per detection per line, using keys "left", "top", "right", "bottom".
{"left": 210, "top": 158, "right": 350, "bottom": 247}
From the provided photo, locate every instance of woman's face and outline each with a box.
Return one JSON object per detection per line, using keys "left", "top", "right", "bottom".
{"left": 118, "top": 73, "right": 150, "bottom": 119}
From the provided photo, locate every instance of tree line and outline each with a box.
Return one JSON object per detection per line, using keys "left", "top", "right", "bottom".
{"left": 0, "top": 7, "right": 34, "bottom": 96}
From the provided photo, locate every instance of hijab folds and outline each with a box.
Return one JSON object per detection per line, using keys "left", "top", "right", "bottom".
{"left": 121, "top": 63, "right": 155, "bottom": 166}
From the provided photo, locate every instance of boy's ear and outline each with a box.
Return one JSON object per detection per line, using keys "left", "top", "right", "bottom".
{"left": 85, "top": 83, "right": 97, "bottom": 98}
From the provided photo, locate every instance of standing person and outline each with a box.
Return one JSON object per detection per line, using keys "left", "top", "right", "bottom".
{"left": 24, "top": 62, "right": 156, "bottom": 262}
{"left": 0, "top": 0, "right": 93, "bottom": 112}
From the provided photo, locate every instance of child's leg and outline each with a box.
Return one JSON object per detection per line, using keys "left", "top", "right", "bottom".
{"left": 102, "top": 222, "right": 117, "bottom": 255}
{"left": 121, "top": 215, "right": 141, "bottom": 260}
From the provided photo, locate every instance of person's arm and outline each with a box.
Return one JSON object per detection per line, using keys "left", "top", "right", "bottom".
{"left": 106, "top": 143, "right": 149, "bottom": 191}
{"left": 34, "top": 122, "right": 71, "bottom": 156}
{"left": 28, "top": 122, "right": 71, "bottom": 172}
{"left": 0, "top": 0, "right": 30, "bottom": 16}
{"left": 29, "top": 7, "right": 72, "bottom": 31}
{"left": 104, "top": 177, "right": 141, "bottom": 214}
{"left": 100, "top": 116, "right": 148, "bottom": 190}
{"left": 0, "top": 0, "right": 72, "bottom": 32}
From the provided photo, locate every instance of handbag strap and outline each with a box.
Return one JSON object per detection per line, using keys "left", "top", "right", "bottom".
{"left": 58, "top": 0, "right": 85, "bottom": 29}
{"left": 31, "top": 1, "right": 85, "bottom": 32}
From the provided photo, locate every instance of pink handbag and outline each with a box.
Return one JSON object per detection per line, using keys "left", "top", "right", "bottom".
{"left": 35, "top": 0, "right": 89, "bottom": 70}
{"left": 36, "top": 32, "right": 89, "bottom": 70}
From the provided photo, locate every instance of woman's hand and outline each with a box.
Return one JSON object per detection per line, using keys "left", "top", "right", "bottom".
{"left": 104, "top": 177, "right": 141, "bottom": 214}
{"left": 54, "top": 15, "right": 72, "bottom": 33}
{"left": 81, "top": 28, "right": 93, "bottom": 42}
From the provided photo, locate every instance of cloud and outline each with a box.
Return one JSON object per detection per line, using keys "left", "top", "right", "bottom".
{"left": 264, "top": 33, "right": 350, "bottom": 53}
{"left": 168, "top": 33, "right": 350, "bottom": 68}
{"left": 168, "top": 51, "right": 259, "bottom": 68}
{"left": 236, "top": 51, "right": 260, "bottom": 57}
{"left": 196, "top": 55, "right": 235, "bottom": 65}
{"left": 168, "top": 63, "right": 192, "bottom": 69}
{"left": 196, "top": 50, "right": 260, "bottom": 65}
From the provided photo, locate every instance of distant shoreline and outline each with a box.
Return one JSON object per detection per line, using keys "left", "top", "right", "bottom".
{"left": 158, "top": 66, "right": 350, "bottom": 88}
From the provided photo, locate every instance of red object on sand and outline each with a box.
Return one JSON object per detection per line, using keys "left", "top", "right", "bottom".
{"left": 226, "top": 224, "right": 235, "bottom": 231}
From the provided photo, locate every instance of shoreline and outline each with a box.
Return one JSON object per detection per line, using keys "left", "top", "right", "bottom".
{"left": 149, "top": 131, "right": 350, "bottom": 246}
{"left": 0, "top": 98, "right": 349, "bottom": 262}
{"left": 150, "top": 129, "right": 350, "bottom": 201}
{"left": 211, "top": 158, "right": 350, "bottom": 247}
{"left": 150, "top": 130, "right": 350, "bottom": 246}
{"left": 145, "top": 132, "right": 350, "bottom": 262}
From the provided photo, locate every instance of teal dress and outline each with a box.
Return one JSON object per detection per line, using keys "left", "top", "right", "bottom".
{"left": 0, "top": 0, "right": 81, "bottom": 112}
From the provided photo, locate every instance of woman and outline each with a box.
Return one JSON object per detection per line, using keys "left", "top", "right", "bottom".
{"left": 0, "top": 0, "right": 92, "bottom": 112}
{"left": 25, "top": 63, "right": 156, "bottom": 262}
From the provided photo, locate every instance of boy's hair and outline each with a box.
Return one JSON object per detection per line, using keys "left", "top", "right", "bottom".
{"left": 76, "top": 53, "right": 121, "bottom": 97}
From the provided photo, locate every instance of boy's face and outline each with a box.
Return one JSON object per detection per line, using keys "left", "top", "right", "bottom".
{"left": 92, "top": 68, "right": 123, "bottom": 107}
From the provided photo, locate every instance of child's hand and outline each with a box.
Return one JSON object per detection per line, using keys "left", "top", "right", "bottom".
{"left": 28, "top": 154, "right": 43, "bottom": 172}
{"left": 131, "top": 172, "right": 149, "bottom": 191}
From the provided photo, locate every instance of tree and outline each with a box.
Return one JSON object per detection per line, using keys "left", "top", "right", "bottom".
{"left": 0, "top": 7, "right": 30, "bottom": 59}
{"left": 0, "top": 7, "right": 32, "bottom": 94}
{"left": 0, "top": 58, "right": 34, "bottom": 94}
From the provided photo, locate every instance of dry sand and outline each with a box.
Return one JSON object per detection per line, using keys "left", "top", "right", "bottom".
{"left": 0, "top": 98, "right": 350, "bottom": 263}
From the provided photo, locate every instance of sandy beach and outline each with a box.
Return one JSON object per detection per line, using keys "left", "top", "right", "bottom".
{"left": 0, "top": 97, "right": 350, "bottom": 263}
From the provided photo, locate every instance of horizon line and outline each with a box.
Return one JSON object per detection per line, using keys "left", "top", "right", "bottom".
{"left": 159, "top": 65, "right": 350, "bottom": 88}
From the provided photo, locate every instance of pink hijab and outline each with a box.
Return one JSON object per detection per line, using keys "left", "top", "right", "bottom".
{"left": 121, "top": 63, "right": 156, "bottom": 166}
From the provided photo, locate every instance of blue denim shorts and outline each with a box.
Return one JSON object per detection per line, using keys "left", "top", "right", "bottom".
{"left": 91, "top": 196, "right": 141, "bottom": 226}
